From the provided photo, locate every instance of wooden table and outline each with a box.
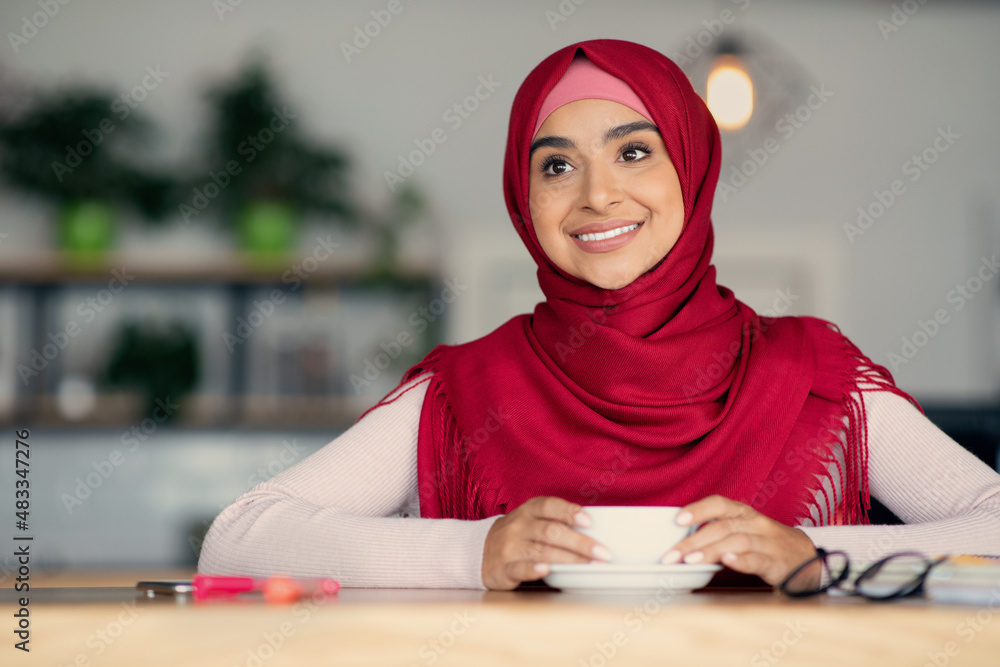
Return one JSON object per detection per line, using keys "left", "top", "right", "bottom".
{"left": 4, "top": 570, "right": 1000, "bottom": 666}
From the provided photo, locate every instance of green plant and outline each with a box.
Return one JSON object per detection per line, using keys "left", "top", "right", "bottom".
{"left": 186, "top": 55, "right": 429, "bottom": 268}
{"left": 0, "top": 88, "right": 173, "bottom": 219}
{"left": 103, "top": 320, "right": 199, "bottom": 422}
{"left": 183, "top": 56, "right": 356, "bottom": 229}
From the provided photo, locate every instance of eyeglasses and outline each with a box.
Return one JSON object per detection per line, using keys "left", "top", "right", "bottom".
{"left": 778, "top": 548, "right": 948, "bottom": 600}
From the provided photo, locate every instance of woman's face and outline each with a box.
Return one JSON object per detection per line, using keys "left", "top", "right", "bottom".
{"left": 528, "top": 99, "right": 684, "bottom": 290}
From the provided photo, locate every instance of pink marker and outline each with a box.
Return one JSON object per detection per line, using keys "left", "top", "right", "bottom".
{"left": 191, "top": 574, "right": 340, "bottom": 601}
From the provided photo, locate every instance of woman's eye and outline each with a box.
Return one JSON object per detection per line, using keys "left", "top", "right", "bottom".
{"left": 620, "top": 146, "right": 650, "bottom": 162}
{"left": 542, "top": 159, "right": 573, "bottom": 176}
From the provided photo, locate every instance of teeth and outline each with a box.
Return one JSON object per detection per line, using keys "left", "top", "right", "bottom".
{"left": 574, "top": 223, "right": 639, "bottom": 242}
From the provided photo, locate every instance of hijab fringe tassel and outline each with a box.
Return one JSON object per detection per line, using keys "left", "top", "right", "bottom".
{"left": 812, "top": 320, "right": 923, "bottom": 527}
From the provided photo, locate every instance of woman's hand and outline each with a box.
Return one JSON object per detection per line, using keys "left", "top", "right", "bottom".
{"left": 661, "top": 495, "right": 820, "bottom": 589}
{"left": 482, "top": 496, "right": 611, "bottom": 590}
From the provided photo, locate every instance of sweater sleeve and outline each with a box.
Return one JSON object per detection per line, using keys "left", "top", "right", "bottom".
{"left": 797, "top": 390, "right": 1000, "bottom": 561}
{"left": 196, "top": 373, "right": 501, "bottom": 588}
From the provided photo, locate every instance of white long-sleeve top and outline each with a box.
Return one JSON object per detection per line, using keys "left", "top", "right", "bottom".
{"left": 198, "top": 373, "right": 1000, "bottom": 588}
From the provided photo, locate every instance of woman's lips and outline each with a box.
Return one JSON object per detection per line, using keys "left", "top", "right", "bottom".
{"left": 570, "top": 221, "right": 643, "bottom": 253}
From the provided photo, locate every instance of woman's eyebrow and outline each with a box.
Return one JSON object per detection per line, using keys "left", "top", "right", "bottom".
{"left": 529, "top": 121, "right": 660, "bottom": 161}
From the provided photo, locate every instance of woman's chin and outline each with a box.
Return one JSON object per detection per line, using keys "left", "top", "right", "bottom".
{"left": 582, "top": 269, "right": 641, "bottom": 291}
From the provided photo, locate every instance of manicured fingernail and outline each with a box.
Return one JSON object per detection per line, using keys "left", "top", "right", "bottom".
{"left": 592, "top": 545, "right": 613, "bottom": 561}
{"left": 675, "top": 511, "right": 693, "bottom": 526}
{"left": 574, "top": 511, "right": 592, "bottom": 528}
{"left": 722, "top": 552, "right": 738, "bottom": 565}
{"left": 534, "top": 563, "right": 550, "bottom": 575}
{"left": 661, "top": 549, "right": 682, "bottom": 565}
{"left": 684, "top": 551, "right": 704, "bottom": 564}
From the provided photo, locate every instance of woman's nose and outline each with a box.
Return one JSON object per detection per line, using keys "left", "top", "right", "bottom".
{"left": 579, "top": 161, "right": 623, "bottom": 213}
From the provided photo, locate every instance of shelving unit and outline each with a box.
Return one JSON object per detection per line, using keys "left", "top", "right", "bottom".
{"left": 0, "top": 249, "right": 443, "bottom": 430}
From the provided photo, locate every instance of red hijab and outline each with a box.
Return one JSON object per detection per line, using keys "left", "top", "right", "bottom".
{"left": 374, "top": 39, "right": 919, "bottom": 527}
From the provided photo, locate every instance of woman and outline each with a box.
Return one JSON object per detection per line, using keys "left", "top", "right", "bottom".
{"left": 199, "top": 39, "right": 1000, "bottom": 591}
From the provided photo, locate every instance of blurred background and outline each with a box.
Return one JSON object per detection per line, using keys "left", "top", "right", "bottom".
{"left": 0, "top": 0, "right": 998, "bottom": 574}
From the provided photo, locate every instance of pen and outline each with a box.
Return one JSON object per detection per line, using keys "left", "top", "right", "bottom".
{"left": 191, "top": 574, "right": 340, "bottom": 602}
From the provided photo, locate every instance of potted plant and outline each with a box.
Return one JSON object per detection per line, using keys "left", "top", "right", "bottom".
{"left": 103, "top": 319, "right": 199, "bottom": 422}
{"left": 0, "top": 88, "right": 173, "bottom": 258}
{"left": 182, "top": 57, "right": 357, "bottom": 258}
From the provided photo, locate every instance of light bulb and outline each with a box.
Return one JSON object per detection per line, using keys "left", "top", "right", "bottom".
{"left": 707, "top": 55, "right": 754, "bottom": 132}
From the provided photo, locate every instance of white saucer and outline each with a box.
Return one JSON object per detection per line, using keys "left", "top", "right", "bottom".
{"left": 544, "top": 563, "right": 722, "bottom": 593}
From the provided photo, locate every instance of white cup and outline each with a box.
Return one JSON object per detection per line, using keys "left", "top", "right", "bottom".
{"left": 578, "top": 506, "right": 693, "bottom": 565}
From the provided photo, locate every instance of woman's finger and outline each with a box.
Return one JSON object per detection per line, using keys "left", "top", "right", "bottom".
{"left": 522, "top": 540, "right": 598, "bottom": 567}
{"left": 665, "top": 517, "right": 753, "bottom": 560}
{"left": 499, "top": 536, "right": 600, "bottom": 588}
{"left": 677, "top": 494, "right": 756, "bottom": 526}
{"left": 714, "top": 541, "right": 806, "bottom": 587}
{"left": 678, "top": 531, "right": 761, "bottom": 565}
{"left": 527, "top": 495, "right": 590, "bottom": 528}
{"left": 505, "top": 558, "right": 557, "bottom": 586}
{"left": 527, "top": 518, "right": 606, "bottom": 561}
{"left": 718, "top": 548, "right": 769, "bottom": 576}
{"left": 516, "top": 497, "right": 607, "bottom": 562}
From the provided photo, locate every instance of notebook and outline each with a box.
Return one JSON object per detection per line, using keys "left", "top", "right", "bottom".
{"left": 924, "top": 555, "right": 1000, "bottom": 605}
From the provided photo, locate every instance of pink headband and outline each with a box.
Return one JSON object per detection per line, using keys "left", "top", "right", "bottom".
{"left": 532, "top": 52, "right": 655, "bottom": 139}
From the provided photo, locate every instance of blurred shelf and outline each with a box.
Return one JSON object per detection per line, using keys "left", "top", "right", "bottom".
{"left": 0, "top": 249, "right": 438, "bottom": 285}
{"left": 2, "top": 249, "right": 442, "bottom": 432}
{"left": 239, "top": 395, "right": 372, "bottom": 427}
{"left": 17, "top": 393, "right": 372, "bottom": 430}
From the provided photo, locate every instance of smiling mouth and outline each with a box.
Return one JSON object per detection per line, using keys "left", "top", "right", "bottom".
{"left": 572, "top": 222, "right": 642, "bottom": 242}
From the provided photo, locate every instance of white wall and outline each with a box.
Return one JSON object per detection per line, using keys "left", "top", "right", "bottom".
{"left": 1, "top": 0, "right": 998, "bottom": 402}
